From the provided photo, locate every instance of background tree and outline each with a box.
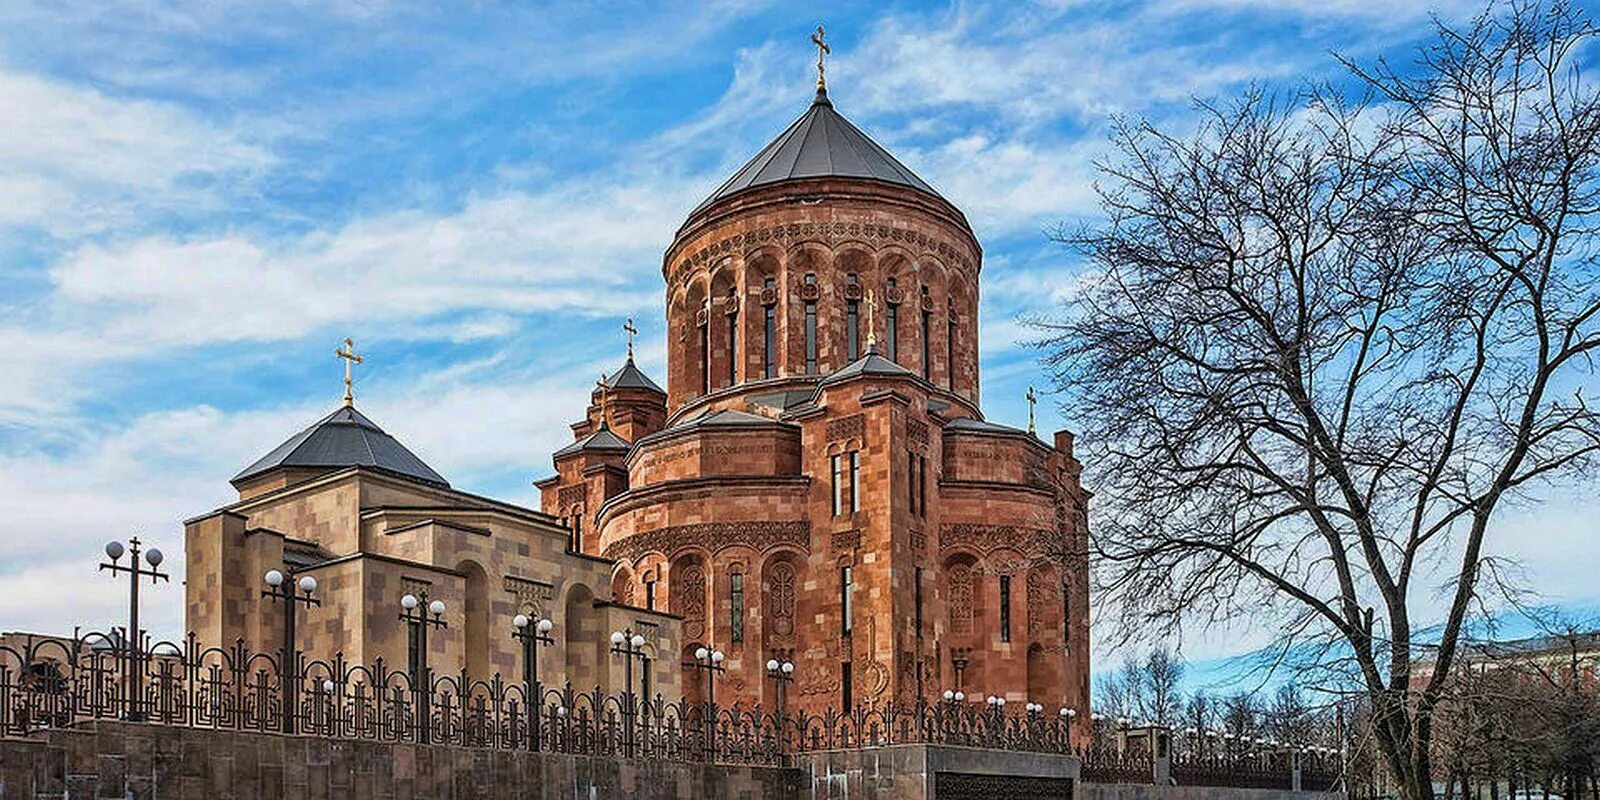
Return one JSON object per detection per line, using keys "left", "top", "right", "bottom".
{"left": 1039, "top": 5, "right": 1600, "bottom": 799}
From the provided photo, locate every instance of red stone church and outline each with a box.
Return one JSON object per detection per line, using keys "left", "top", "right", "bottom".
{"left": 536, "top": 76, "right": 1091, "bottom": 722}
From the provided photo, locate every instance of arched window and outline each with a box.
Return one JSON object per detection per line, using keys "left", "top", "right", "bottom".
{"left": 726, "top": 287, "right": 739, "bottom": 386}
{"left": 699, "top": 297, "right": 711, "bottom": 395}
{"left": 804, "top": 274, "right": 818, "bottom": 374}
{"left": 886, "top": 278, "right": 899, "bottom": 362}
{"left": 947, "top": 298, "right": 956, "bottom": 390}
{"left": 920, "top": 285, "right": 932, "bottom": 380}
{"left": 846, "top": 274, "right": 861, "bottom": 361}
{"left": 763, "top": 277, "right": 777, "bottom": 378}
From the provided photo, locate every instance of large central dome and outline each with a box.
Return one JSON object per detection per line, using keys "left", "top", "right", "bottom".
{"left": 691, "top": 86, "right": 945, "bottom": 215}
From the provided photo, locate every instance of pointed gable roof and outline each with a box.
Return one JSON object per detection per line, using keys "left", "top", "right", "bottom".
{"left": 552, "top": 425, "right": 632, "bottom": 458}
{"left": 818, "top": 349, "right": 917, "bottom": 387}
{"left": 692, "top": 86, "right": 944, "bottom": 215}
{"left": 601, "top": 357, "right": 664, "bottom": 394}
{"left": 232, "top": 405, "right": 448, "bottom": 488}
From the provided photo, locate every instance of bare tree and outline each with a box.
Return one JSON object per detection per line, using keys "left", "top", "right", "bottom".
{"left": 1037, "top": 5, "right": 1600, "bottom": 799}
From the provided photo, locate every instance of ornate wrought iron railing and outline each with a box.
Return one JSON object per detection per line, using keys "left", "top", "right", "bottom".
{"left": 0, "top": 631, "right": 1072, "bottom": 766}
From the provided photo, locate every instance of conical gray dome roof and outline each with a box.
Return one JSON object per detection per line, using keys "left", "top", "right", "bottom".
{"left": 233, "top": 405, "right": 448, "bottom": 488}
{"left": 692, "top": 86, "right": 943, "bottom": 214}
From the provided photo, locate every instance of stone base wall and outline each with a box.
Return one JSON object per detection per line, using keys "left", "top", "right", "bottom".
{"left": 1081, "top": 783, "right": 1336, "bottom": 800}
{"left": 0, "top": 724, "right": 1340, "bottom": 800}
{"left": 798, "top": 744, "right": 1079, "bottom": 799}
{"left": 0, "top": 722, "right": 800, "bottom": 800}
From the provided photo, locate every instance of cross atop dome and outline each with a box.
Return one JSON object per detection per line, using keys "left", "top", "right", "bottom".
{"left": 810, "top": 25, "right": 830, "bottom": 92}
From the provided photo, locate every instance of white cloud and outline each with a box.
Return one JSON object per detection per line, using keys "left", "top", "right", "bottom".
{"left": 0, "top": 70, "right": 274, "bottom": 238}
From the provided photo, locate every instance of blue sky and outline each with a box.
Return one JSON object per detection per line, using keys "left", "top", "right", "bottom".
{"left": 2, "top": 0, "right": 1596, "bottom": 681}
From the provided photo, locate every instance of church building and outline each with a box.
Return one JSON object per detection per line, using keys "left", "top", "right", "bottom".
{"left": 536, "top": 51, "right": 1091, "bottom": 719}
{"left": 181, "top": 36, "right": 1089, "bottom": 728}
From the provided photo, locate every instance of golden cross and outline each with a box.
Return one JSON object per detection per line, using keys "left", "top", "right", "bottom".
{"left": 335, "top": 338, "right": 364, "bottom": 407}
{"left": 623, "top": 318, "right": 638, "bottom": 360}
{"left": 810, "top": 25, "right": 830, "bottom": 90}
{"left": 1026, "top": 386, "right": 1038, "bottom": 435}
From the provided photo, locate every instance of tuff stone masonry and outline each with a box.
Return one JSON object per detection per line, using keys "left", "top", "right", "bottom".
{"left": 180, "top": 76, "right": 1088, "bottom": 727}
{"left": 535, "top": 82, "right": 1091, "bottom": 731}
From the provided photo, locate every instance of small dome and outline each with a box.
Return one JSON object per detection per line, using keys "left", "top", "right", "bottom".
{"left": 601, "top": 357, "right": 664, "bottom": 394}
{"left": 233, "top": 405, "right": 448, "bottom": 488}
{"left": 692, "top": 86, "right": 945, "bottom": 216}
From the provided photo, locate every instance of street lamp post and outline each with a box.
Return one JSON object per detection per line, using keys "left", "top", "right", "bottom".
{"left": 610, "top": 629, "right": 648, "bottom": 757}
{"left": 512, "top": 614, "right": 554, "bottom": 751}
{"left": 765, "top": 658, "right": 795, "bottom": 751}
{"left": 263, "top": 569, "right": 320, "bottom": 734}
{"left": 1060, "top": 706, "right": 1077, "bottom": 749}
{"left": 99, "top": 537, "right": 168, "bottom": 721}
{"left": 399, "top": 593, "right": 447, "bottom": 743}
{"left": 684, "top": 646, "right": 726, "bottom": 756}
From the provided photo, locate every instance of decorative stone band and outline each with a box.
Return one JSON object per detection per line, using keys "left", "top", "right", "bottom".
{"left": 668, "top": 220, "right": 976, "bottom": 289}
{"left": 940, "top": 523, "right": 1055, "bottom": 559}
{"left": 557, "top": 484, "right": 587, "bottom": 506}
{"left": 825, "top": 413, "right": 865, "bottom": 443}
{"left": 601, "top": 520, "right": 811, "bottom": 563}
{"left": 503, "top": 574, "right": 554, "bottom": 618}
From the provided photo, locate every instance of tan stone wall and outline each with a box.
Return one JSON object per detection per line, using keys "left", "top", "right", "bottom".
{"left": 186, "top": 467, "right": 682, "bottom": 702}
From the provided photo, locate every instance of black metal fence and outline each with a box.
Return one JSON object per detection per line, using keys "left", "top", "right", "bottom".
{"left": 0, "top": 631, "right": 1073, "bottom": 766}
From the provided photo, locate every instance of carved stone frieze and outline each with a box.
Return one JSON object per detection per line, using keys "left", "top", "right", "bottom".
{"left": 557, "top": 484, "right": 587, "bottom": 507}
{"left": 503, "top": 575, "right": 554, "bottom": 618}
{"left": 940, "top": 523, "right": 1051, "bottom": 557}
{"left": 826, "top": 414, "right": 866, "bottom": 443}
{"left": 906, "top": 419, "right": 929, "bottom": 449}
{"left": 602, "top": 521, "right": 810, "bottom": 563}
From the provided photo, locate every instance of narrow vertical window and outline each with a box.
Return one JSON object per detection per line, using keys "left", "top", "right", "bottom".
{"left": 763, "top": 277, "right": 776, "bottom": 379}
{"left": 730, "top": 573, "right": 745, "bottom": 644}
{"left": 908, "top": 452, "right": 918, "bottom": 515}
{"left": 918, "top": 455, "right": 928, "bottom": 515}
{"left": 645, "top": 580, "right": 656, "bottom": 610}
{"left": 804, "top": 274, "right": 818, "bottom": 375}
{"left": 914, "top": 566, "right": 924, "bottom": 638}
{"left": 831, "top": 454, "right": 843, "bottom": 516}
{"left": 841, "top": 661, "right": 853, "bottom": 710}
{"left": 840, "top": 565, "right": 854, "bottom": 637}
{"left": 849, "top": 451, "right": 861, "bottom": 512}
{"left": 700, "top": 311, "right": 710, "bottom": 395}
{"left": 920, "top": 287, "right": 932, "bottom": 380}
{"left": 1063, "top": 582, "right": 1071, "bottom": 647}
{"left": 728, "top": 290, "right": 739, "bottom": 386}
{"left": 846, "top": 274, "right": 860, "bottom": 361}
{"left": 886, "top": 278, "right": 899, "bottom": 362}
{"left": 947, "top": 305, "right": 956, "bottom": 390}
{"left": 1000, "top": 575, "right": 1012, "bottom": 643}
{"left": 573, "top": 513, "right": 582, "bottom": 551}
